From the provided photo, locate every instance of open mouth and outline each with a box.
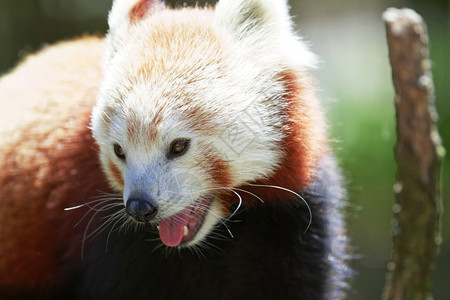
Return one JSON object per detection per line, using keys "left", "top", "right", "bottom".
{"left": 157, "top": 195, "right": 213, "bottom": 247}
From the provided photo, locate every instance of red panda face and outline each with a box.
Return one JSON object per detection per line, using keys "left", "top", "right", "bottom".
{"left": 91, "top": 0, "right": 319, "bottom": 247}
{"left": 91, "top": 55, "right": 284, "bottom": 246}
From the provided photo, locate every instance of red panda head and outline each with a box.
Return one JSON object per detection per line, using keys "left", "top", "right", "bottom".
{"left": 91, "top": 0, "right": 325, "bottom": 248}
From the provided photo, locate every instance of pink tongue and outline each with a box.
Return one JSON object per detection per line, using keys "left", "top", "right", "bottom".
{"left": 158, "top": 208, "right": 191, "bottom": 247}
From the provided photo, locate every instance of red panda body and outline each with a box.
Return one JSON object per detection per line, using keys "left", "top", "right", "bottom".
{"left": 0, "top": 1, "right": 351, "bottom": 299}
{"left": 0, "top": 37, "right": 109, "bottom": 298}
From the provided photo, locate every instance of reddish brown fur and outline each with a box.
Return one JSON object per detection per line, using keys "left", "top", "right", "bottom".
{"left": 196, "top": 141, "right": 233, "bottom": 188}
{"left": 0, "top": 105, "right": 109, "bottom": 296}
{"left": 125, "top": 104, "right": 164, "bottom": 144}
{"left": 236, "top": 71, "right": 328, "bottom": 205}
{"left": 147, "top": 106, "right": 165, "bottom": 141}
{"left": 180, "top": 105, "right": 219, "bottom": 133}
{"left": 129, "top": 0, "right": 166, "bottom": 23}
{"left": 208, "top": 156, "right": 233, "bottom": 188}
{"left": 0, "top": 37, "right": 108, "bottom": 296}
{"left": 108, "top": 160, "right": 125, "bottom": 189}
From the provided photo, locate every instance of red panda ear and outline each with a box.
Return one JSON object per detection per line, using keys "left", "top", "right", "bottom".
{"left": 129, "top": 0, "right": 166, "bottom": 23}
{"left": 214, "top": 0, "right": 292, "bottom": 39}
{"left": 214, "top": 0, "right": 317, "bottom": 70}
{"left": 106, "top": 0, "right": 166, "bottom": 61}
{"left": 108, "top": 0, "right": 165, "bottom": 33}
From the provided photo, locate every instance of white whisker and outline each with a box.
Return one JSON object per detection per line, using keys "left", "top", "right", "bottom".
{"left": 83, "top": 210, "right": 121, "bottom": 244}
{"left": 230, "top": 187, "right": 264, "bottom": 203}
{"left": 77, "top": 196, "right": 123, "bottom": 259}
{"left": 106, "top": 213, "right": 128, "bottom": 253}
{"left": 64, "top": 204, "right": 85, "bottom": 211}
{"left": 226, "top": 188, "right": 242, "bottom": 222}
{"left": 247, "top": 183, "right": 313, "bottom": 233}
{"left": 191, "top": 200, "right": 235, "bottom": 239}
{"left": 73, "top": 199, "right": 115, "bottom": 228}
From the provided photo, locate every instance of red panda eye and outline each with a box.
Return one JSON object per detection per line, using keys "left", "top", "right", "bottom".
{"left": 114, "top": 144, "right": 126, "bottom": 160}
{"left": 169, "top": 138, "right": 190, "bottom": 158}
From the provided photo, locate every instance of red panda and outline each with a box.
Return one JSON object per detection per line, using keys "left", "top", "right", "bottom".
{"left": 0, "top": 0, "right": 351, "bottom": 299}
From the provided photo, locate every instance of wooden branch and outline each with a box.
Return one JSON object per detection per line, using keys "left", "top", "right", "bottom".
{"left": 382, "top": 8, "right": 445, "bottom": 300}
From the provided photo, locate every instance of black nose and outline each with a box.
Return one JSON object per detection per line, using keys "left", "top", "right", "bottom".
{"left": 126, "top": 196, "right": 158, "bottom": 222}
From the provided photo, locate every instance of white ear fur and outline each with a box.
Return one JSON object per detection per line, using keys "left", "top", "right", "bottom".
{"left": 107, "top": 0, "right": 165, "bottom": 41}
{"left": 215, "top": 0, "right": 291, "bottom": 38}
{"left": 105, "top": 0, "right": 166, "bottom": 66}
{"left": 215, "top": 0, "right": 317, "bottom": 69}
{"left": 108, "top": 0, "right": 141, "bottom": 32}
{"left": 106, "top": 0, "right": 142, "bottom": 57}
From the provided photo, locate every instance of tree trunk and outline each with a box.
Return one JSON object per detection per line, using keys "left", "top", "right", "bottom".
{"left": 382, "top": 8, "right": 444, "bottom": 300}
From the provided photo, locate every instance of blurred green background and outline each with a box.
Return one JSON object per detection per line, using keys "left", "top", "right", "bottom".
{"left": 0, "top": 0, "right": 448, "bottom": 298}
